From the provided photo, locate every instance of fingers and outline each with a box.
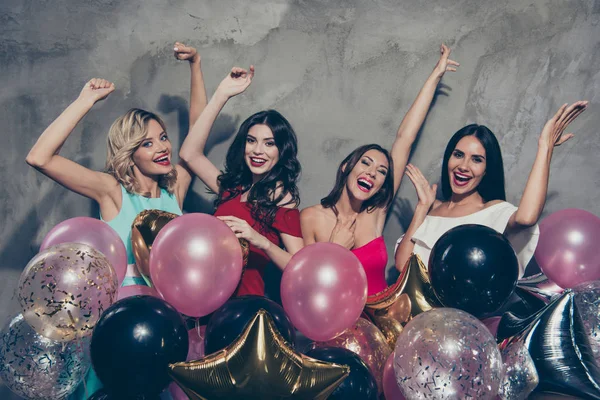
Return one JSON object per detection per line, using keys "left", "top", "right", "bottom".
{"left": 446, "top": 58, "right": 460, "bottom": 72}
{"left": 555, "top": 133, "right": 575, "bottom": 146}
{"left": 88, "top": 78, "right": 113, "bottom": 90}
{"left": 560, "top": 101, "right": 587, "bottom": 127}
{"left": 217, "top": 215, "right": 245, "bottom": 224}
{"left": 440, "top": 43, "right": 450, "bottom": 57}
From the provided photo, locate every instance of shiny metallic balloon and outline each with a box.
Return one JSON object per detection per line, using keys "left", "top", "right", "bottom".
{"left": 498, "top": 341, "right": 539, "bottom": 400}
{"left": 499, "top": 290, "right": 600, "bottom": 399}
{"left": 170, "top": 310, "right": 349, "bottom": 400}
{"left": 0, "top": 314, "right": 91, "bottom": 399}
{"left": 310, "top": 318, "right": 392, "bottom": 393}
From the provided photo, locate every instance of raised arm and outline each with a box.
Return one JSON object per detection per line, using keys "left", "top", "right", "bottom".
{"left": 25, "top": 79, "right": 119, "bottom": 204}
{"left": 506, "top": 101, "right": 588, "bottom": 232}
{"left": 390, "top": 44, "right": 459, "bottom": 195}
{"left": 179, "top": 66, "right": 255, "bottom": 193}
{"left": 172, "top": 42, "right": 209, "bottom": 205}
{"left": 395, "top": 164, "right": 438, "bottom": 272}
{"left": 173, "top": 42, "right": 208, "bottom": 127}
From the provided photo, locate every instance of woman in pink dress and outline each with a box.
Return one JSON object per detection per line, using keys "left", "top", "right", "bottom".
{"left": 301, "top": 44, "right": 459, "bottom": 296}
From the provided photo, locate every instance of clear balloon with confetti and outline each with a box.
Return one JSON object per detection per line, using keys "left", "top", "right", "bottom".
{"left": 17, "top": 242, "right": 118, "bottom": 342}
{"left": 394, "top": 308, "right": 504, "bottom": 399}
{"left": 0, "top": 313, "right": 91, "bottom": 399}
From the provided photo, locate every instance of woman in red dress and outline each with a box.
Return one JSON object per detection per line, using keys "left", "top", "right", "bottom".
{"left": 180, "top": 66, "right": 304, "bottom": 296}
{"left": 301, "top": 45, "right": 459, "bottom": 296}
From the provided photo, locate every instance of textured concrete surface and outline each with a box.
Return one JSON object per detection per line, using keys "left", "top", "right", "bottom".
{"left": 0, "top": 1, "right": 599, "bottom": 397}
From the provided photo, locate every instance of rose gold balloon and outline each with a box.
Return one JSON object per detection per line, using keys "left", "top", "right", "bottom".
{"left": 311, "top": 318, "right": 391, "bottom": 393}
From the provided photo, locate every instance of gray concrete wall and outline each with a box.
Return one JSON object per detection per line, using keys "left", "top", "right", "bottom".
{"left": 1, "top": 1, "right": 599, "bottom": 397}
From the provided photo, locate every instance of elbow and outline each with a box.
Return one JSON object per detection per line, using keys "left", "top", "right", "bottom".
{"left": 514, "top": 213, "right": 539, "bottom": 228}
{"left": 25, "top": 152, "right": 46, "bottom": 169}
{"left": 178, "top": 148, "right": 194, "bottom": 164}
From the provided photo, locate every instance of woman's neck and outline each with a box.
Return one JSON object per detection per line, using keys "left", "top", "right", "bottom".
{"left": 133, "top": 167, "right": 161, "bottom": 198}
{"left": 448, "top": 190, "right": 484, "bottom": 209}
{"left": 336, "top": 187, "right": 362, "bottom": 215}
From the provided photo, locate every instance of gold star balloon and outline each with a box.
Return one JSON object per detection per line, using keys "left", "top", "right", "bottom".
{"left": 169, "top": 309, "right": 349, "bottom": 400}
{"left": 365, "top": 254, "right": 440, "bottom": 326}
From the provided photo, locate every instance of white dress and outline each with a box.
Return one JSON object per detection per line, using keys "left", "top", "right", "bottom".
{"left": 396, "top": 201, "right": 539, "bottom": 279}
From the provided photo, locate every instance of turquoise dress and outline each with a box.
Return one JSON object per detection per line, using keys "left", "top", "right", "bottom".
{"left": 70, "top": 184, "right": 182, "bottom": 400}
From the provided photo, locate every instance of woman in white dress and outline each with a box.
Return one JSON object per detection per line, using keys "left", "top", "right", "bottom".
{"left": 395, "top": 101, "right": 588, "bottom": 278}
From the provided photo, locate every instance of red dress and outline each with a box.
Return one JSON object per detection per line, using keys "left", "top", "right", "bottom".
{"left": 214, "top": 194, "right": 302, "bottom": 296}
{"left": 351, "top": 236, "right": 388, "bottom": 296}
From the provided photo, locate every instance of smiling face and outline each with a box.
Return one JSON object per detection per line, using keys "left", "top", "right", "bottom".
{"left": 447, "top": 135, "right": 487, "bottom": 196}
{"left": 345, "top": 149, "right": 389, "bottom": 202}
{"left": 132, "top": 119, "right": 173, "bottom": 176}
{"left": 244, "top": 123, "right": 280, "bottom": 179}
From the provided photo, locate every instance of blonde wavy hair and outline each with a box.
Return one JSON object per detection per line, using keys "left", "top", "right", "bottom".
{"left": 106, "top": 108, "right": 177, "bottom": 195}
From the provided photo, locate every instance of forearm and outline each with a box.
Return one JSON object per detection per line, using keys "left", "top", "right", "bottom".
{"left": 188, "top": 58, "right": 208, "bottom": 127}
{"left": 180, "top": 92, "right": 228, "bottom": 161}
{"left": 513, "top": 145, "right": 553, "bottom": 227}
{"left": 394, "top": 73, "right": 441, "bottom": 145}
{"left": 395, "top": 204, "right": 429, "bottom": 271}
{"left": 26, "top": 97, "right": 94, "bottom": 167}
{"left": 262, "top": 241, "right": 293, "bottom": 271}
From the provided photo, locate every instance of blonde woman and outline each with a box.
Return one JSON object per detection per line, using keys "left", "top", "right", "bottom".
{"left": 26, "top": 44, "right": 206, "bottom": 400}
{"left": 26, "top": 43, "right": 206, "bottom": 292}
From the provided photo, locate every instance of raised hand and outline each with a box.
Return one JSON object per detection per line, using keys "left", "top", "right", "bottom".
{"left": 405, "top": 164, "right": 437, "bottom": 209}
{"left": 432, "top": 44, "right": 459, "bottom": 78}
{"left": 217, "top": 215, "right": 270, "bottom": 250}
{"left": 173, "top": 42, "right": 200, "bottom": 64}
{"left": 215, "top": 66, "right": 255, "bottom": 99}
{"left": 539, "top": 101, "right": 588, "bottom": 149}
{"left": 329, "top": 214, "right": 357, "bottom": 249}
{"left": 78, "top": 78, "right": 115, "bottom": 104}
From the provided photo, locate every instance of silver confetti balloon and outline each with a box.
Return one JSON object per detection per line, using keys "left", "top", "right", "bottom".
{"left": 498, "top": 340, "right": 539, "bottom": 400}
{"left": 0, "top": 314, "right": 91, "bottom": 399}
{"left": 574, "top": 280, "right": 600, "bottom": 363}
{"left": 17, "top": 242, "right": 118, "bottom": 342}
{"left": 393, "top": 308, "right": 504, "bottom": 400}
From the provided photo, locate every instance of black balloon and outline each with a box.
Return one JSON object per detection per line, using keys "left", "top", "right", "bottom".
{"left": 205, "top": 295, "right": 295, "bottom": 354}
{"left": 305, "top": 347, "right": 378, "bottom": 400}
{"left": 429, "top": 224, "right": 519, "bottom": 318}
{"left": 498, "top": 290, "right": 600, "bottom": 399}
{"left": 91, "top": 295, "right": 188, "bottom": 398}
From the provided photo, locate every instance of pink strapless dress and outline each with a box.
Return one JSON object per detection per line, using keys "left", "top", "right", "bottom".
{"left": 352, "top": 236, "right": 388, "bottom": 296}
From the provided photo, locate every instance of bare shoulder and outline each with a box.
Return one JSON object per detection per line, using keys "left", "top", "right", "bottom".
{"left": 300, "top": 204, "right": 325, "bottom": 220}
{"left": 484, "top": 199, "right": 505, "bottom": 209}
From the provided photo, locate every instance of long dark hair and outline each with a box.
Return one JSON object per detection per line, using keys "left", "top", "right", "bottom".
{"left": 441, "top": 124, "right": 506, "bottom": 202}
{"left": 215, "top": 110, "right": 301, "bottom": 227}
{"left": 321, "top": 144, "right": 394, "bottom": 214}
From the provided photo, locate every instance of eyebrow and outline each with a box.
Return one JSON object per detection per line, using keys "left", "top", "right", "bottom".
{"left": 247, "top": 134, "right": 274, "bottom": 141}
{"left": 363, "top": 155, "right": 389, "bottom": 169}
{"left": 454, "top": 149, "right": 486, "bottom": 159}
{"left": 142, "top": 131, "right": 167, "bottom": 142}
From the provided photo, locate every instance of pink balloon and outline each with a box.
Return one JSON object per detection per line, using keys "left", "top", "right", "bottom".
{"left": 535, "top": 209, "right": 600, "bottom": 288}
{"left": 481, "top": 316, "right": 501, "bottom": 338}
{"left": 149, "top": 213, "right": 243, "bottom": 317}
{"left": 280, "top": 243, "right": 367, "bottom": 341}
{"left": 383, "top": 352, "right": 406, "bottom": 400}
{"left": 167, "top": 325, "right": 206, "bottom": 400}
{"left": 40, "top": 217, "right": 127, "bottom": 285}
{"left": 117, "top": 284, "right": 159, "bottom": 301}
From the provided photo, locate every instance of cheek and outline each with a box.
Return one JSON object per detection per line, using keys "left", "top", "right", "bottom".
{"left": 268, "top": 147, "right": 280, "bottom": 162}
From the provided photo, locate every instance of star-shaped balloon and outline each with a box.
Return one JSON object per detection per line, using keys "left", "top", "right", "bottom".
{"left": 498, "top": 290, "right": 600, "bottom": 399}
{"left": 365, "top": 254, "right": 440, "bottom": 324}
{"left": 169, "top": 309, "right": 349, "bottom": 400}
